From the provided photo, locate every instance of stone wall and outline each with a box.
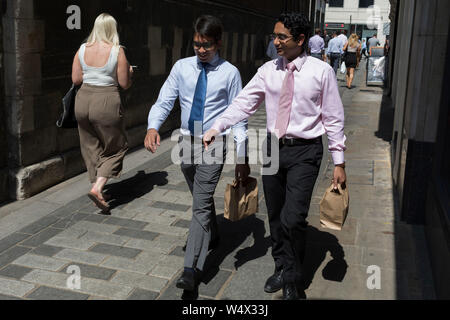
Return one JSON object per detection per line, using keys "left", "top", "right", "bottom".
{"left": 1, "top": 0, "right": 307, "bottom": 201}
{"left": 0, "top": 1, "right": 7, "bottom": 203}
{"left": 389, "top": 0, "right": 450, "bottom": 298}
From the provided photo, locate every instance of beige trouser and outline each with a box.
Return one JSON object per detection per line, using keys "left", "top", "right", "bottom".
{"left": 75, "top": 84, "right": 128, "bottom": 184}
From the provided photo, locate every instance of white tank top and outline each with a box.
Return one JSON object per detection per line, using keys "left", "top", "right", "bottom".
{"left": 347, "top": 45, "right": 358, "bottom": 53}
{"left": 79, "top": 43, "right": 119, "bottom": 86}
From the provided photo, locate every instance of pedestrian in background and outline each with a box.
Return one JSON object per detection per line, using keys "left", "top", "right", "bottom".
{"left": 323, "top": 29, "right": 331, "bottom": 63}
{"left": 204, "top": 12, "right": 347, "bottom": 300}
{"left": 361, "top": 39, "right": 368, "bottom": 59}
{"left": 338, "top": 29, "right": 348, "bottom": 47}
{"left": 144, "top": 15, "right": 250, "bottom": 300}
{"left": 327, "top": 31, "right": 344, "bottom": 74}
{"left": 72, "top": 13, "right": 133, "bottom": 213}
{"left": 308, "top": 28, "right": 325, "bottom": 61}
{"left": 343, "top": 34, "right": 361, "bottom": 89}
{"left": 367, "top": 34, "right": 380, "bottom": 56}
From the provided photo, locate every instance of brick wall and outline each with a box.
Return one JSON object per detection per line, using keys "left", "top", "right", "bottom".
{"left": 1, "top": 0, "right": 309, "bottom": 201}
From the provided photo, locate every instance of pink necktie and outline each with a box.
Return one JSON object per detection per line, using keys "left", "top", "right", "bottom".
{"left": 275, "top": 62, "right": 297, "bottom": 139}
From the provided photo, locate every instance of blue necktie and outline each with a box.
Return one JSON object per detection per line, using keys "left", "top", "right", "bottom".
{"left": 189, "top": 63, "right": 208, "bottom": 135}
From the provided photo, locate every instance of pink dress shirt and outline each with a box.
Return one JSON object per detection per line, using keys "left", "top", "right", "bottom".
{"left": 212, "top": 52, "right": 347, "bottom": 165}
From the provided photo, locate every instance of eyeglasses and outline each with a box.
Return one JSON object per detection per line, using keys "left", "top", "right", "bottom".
{"left": 193, "top": 41, "right": 215, "bottom": 51}
{"left": 270, "top": 33, "right": 293, "bottom": 42}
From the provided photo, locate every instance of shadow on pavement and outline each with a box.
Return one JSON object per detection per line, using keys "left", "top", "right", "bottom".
{"left": 301, "top": 226, "right": 348, "bottom": 290}
{"left": 375, "top": 93, "right": 394, "bottom": 142}
{"left": 104, "top": 170, "right": 169, "bottom": 210}
{"left": 201, "top": 214, "right": 271, "bottom": 285}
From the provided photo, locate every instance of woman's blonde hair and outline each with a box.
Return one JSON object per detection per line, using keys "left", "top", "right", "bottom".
{"left": 348, "top": 34, "right": 359, "bottom": 48}
{"left": 86, "top": 13, "right": 120, "bottom": 47}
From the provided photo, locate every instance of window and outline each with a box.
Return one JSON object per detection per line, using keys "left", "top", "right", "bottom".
{"left": 359, "top": 0, "right": 374, "bottom": 8}
{"left": 329, "top": 0, "right": 344, "bottom": 8}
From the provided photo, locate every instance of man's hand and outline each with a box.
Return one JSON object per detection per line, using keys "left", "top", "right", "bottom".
{"left": 333, "top": 165, "right": 347, "bottom": 190}
{"left": 144, "top": 129, "right": 161, "bottom": 154}
{"left": 203, "top": 129, "right": 220, "bottom": 151}
{"left": 235, "top": 164, "right": 251, "bottom": 183}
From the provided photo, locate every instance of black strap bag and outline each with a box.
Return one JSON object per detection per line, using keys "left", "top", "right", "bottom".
{"left": 56, "top": 84, "right": 80, "bottom": 129}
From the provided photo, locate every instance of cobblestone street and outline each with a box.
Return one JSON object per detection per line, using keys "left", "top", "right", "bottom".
{"left": 0, "top": 61, "right": 435, "bottom": 300}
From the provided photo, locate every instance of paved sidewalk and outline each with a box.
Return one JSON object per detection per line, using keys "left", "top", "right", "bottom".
{"left": 0, "top": 60, "right": 435, "bottom": 300}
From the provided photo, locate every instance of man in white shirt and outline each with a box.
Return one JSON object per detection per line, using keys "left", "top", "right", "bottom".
{"left": 337, "top": 29, "right": 348, "bottom": 47}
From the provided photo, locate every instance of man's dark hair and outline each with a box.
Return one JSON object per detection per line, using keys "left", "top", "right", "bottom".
{"left": 332, "top": 31, "right": 338, "bottom": 37}
{"left": 194, "top": 15, "right": 223, "bottom": 44}
{"left": 315, "top": 28, "right": 321, "bottom": 35}
{"left": 278, "top": 12, "right": 310, "bottom": 50}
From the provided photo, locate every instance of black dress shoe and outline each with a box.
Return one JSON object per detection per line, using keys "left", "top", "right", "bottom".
{"left": 181, "top": 288, "right": 199, "bottom": 301}
{"left": 176, "top": 271, "right": 196, "bottom": 292}
{"left": 283, "top": 282, "right": 300, "bottom": 300}
{"left": 264, "top": 269, "right": 284, "bottom": 293}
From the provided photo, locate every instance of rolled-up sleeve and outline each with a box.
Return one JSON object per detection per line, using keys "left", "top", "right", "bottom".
{"left": 228, "top": 73, "right": 248, "bottom": 160}
{"left": 147, "top": 61, "right": 180, "bottom": 131}
{"left": 212, "top": 66, "right": 266, "bottom": 134}
{"left": 321, "top": 67, "right": 347, "bottom": 165}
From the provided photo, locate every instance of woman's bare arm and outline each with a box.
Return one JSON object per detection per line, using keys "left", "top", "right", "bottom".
{"left": 117, "top": 47, "right": 133, "bottom": 90}
{"left": 72, "top": 50, "right": 83, "bottom": 85}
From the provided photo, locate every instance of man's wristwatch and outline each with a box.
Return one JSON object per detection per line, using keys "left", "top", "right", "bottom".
{"left": 336, "top": 163, "right": 346, "bottom": 169}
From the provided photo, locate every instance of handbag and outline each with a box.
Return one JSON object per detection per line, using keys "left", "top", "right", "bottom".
{"left": 224, "top": 177, "right": 259, "bottom": 222}
{"left": 319, "top": 184, "right": 349, "bottom": 231}
{"left": 56, "top": 84, "right": 80, "bottom": 129}
{"left": 340, "top": 61, "right": 347, "bottom": 74}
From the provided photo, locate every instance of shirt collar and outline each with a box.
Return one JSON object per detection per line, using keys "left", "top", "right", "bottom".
{"left": 281, "top": 51, "right": 308, "bottom": 72}
{"left": 196, "top": 53, "right": 221, "bottom": 70}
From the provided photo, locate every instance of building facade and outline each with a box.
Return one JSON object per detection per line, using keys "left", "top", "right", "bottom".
{"left": 388, "top": 0, "right": 450, "bottom": 299}
{"left": 325, "top": 0, "right": 391, "bottom": 43}
{"left": 0, "top": 0, "right": 324, "bottom": 203}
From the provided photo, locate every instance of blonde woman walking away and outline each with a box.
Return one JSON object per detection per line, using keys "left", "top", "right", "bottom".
{"left": 343, "top": 34, "right": 361, "bottom": 89}
{"left": 72, "top": 13, "right": 133, "bottom": 213}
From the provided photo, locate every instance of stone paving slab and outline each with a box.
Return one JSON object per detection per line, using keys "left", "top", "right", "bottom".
{"left": 110, "top": 271, "right": 168, "bottom": 292}
{"left": 100, "top": 256, "right": 156, "bottom": 275}
{"left": 127, "top": 288, "right": 159, "bottom": 300}
{"left": 0, "top": 264, "right": 33, "bottom": 280}
{"left": 45, "top": 237, "right": 97, "bottom": 251}
{"left": 12, "top": 254, "right": 68, "bottom": 272}
{"left": 22, "top": 269, "right": 133, "bottom": 299}
{"left": 113, "top": 228, "right": 159, "bottom": 241}
{"left": 0, "top": 233, "right": 31, "bottom": 254}
{"left": 26, "top": 286, "right": 90, "bottom": 300}
{"left": 0, "top": 277, "right": 36, "bottom": 298}
{"left": 0, "top": 246, "right": 32, "bottom": 269}
{"left": 89, "top": 244, "right": 142, "bottom": 259}
{"left": 54, "top": 249, "right": 109, "bottom": 266}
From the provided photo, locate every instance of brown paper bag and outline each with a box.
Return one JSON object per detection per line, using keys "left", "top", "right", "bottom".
{"left": 224, "top": 177, "right": 259, "bottom": 222}
{"left": 320, "top": 184, "right": 349, "bottom": 231}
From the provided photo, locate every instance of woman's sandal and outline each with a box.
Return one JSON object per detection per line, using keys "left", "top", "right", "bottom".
{"left": 88, "top": 192, "right": 111, "bottom": 213}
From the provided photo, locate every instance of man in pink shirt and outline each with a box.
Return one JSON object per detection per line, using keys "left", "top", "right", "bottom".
{"left": 203, "top": 13, "right": 347, "bottom": 300}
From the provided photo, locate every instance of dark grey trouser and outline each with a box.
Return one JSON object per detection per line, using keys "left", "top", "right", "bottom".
{"left": 179, "top": 136, "right": 226, "bottom": 271}
{"left": 329, "top": 53, "right": 341, "bottom": 74}
{"left": 311, "top": 53, "right": 323, "bottom": 60}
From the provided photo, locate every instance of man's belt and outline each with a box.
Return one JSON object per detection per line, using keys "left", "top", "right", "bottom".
{"left": 279, "top": 137, "right": 322, "bottom": 146}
